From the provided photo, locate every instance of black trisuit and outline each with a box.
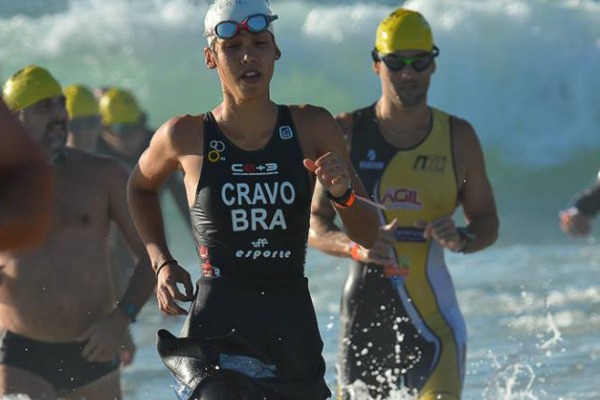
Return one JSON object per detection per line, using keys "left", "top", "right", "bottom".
{"left": 157, "top": 106, "right": 331, "bottom": 400}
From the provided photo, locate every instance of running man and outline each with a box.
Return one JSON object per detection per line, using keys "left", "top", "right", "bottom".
{"left": 308, "top": 9, "right": 499, "bottom": 400}
{"left": 0, "top": 65, "right": 155, "bottom": 400}
{"left": 64, "top": 84, "right": 103, "bottom": 152}
{"left": 128, "top": 0, "right": 379, "bottom": 398}
{"left": 64, "top": 83, "right": 138, "bottom": 367}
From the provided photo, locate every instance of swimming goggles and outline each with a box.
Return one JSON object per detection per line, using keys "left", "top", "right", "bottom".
{"left": 372, "top": 46, "right": 440, "bottom": 72}
{"left": 213, "top": 14, "right": 278, "bottom": 40}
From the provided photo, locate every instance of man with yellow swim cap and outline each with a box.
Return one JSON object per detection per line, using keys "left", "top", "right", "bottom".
{"left": 97, "top": 87, "right": 147, "bottom": 162}
{"left": 0, "top": 65, "right": 155, "bottom": 399}
{"left": 309, "top": 9, "right": 499, "bottom": 400}
{"left": 64, "top": 84, "right": 103, "bottom": 152}
{"left": 96, "top": 86, "right": 191, "bottom": 270}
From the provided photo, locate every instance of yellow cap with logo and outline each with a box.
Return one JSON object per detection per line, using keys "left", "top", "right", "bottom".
{"left": 375, "top": 9, "right": 434, "bottom": 55}
{"left": 99, "top": 87, "right": 142, "bottom": 125}
{"left": 64, "top": 84, "right": 99, "bottom": 118}
{"left": 2, "top": 65, "right": 63, "bottom": 111}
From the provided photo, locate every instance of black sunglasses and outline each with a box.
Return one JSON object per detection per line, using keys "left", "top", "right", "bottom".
{"left": 372, "top": 46, "right": 440, "bottom": 72}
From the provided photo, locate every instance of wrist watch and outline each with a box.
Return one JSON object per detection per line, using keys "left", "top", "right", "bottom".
{"left": 456, "top": 227, "right": 476, "bottom": 253}
{"left": 116, "top": 301, "right": 139, "bottom": 323}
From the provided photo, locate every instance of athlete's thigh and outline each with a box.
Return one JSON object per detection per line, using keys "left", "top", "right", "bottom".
{"left": 405, "top": 329, "right": 465, "bottom": 400}
{"left": 63, "top": 369, "right": 121, "bottom": 400}
{"left": 0, "top": 365, "right": 57, "bottom": 400}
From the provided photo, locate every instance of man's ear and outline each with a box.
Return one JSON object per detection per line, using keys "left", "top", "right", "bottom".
{"left": 275, "top": 46, "right": 281, "bottom": 60}
{"left": 204, "top": 47, "right": 217, "bottom": 69}
{"left": 373, "top": 61, "right": 381, "bottom": 76}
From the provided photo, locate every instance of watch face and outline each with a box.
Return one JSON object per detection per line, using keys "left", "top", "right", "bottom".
{"left": 458, "top": 227, "right": 476, "bottom": 240}
{"left": 119, "top": 302, "right": 138, "bottom": 322}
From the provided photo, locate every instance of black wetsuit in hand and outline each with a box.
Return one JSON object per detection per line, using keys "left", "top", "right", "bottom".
{"left": 157, "top": 106, "right": 331, "bottom": 400}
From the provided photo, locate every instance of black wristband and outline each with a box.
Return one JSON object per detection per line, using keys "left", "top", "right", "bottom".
{"left": 155, "top": 259, "right": 177, "bottom": 277}
{"left": 117, "top": 301, "right": 139, "bottom": 323}
{"left": 455, "top": 227, "right": 476, "bottom": 253}
{"left": 326, "top": 186, "right": 353, "bottom": 205}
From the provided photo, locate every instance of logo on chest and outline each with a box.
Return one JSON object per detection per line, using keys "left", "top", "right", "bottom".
{"left": 207, "top": 140, "right": 227, "bottom": 163}
{"left": 231, "top": 163, "right": 279, "bottom": 176}
{"left": 412, "top": 155, "right": 446, "bottom": 173}
{"left": 380, "top": 188, "right": 423, "bottom": 210}
{"left": 358, "top": 149, "right": 385, "bottom": 170}
{"left": 279, "top": 125, "right": 294, "bottom": 140}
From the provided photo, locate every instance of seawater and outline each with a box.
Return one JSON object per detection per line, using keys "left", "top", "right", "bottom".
{"left": 2, "top": 0, "right": 600, "bottom": 398}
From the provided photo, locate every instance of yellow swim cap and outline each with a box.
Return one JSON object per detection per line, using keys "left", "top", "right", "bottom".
{"left": 64, "top": 84, "right": 99, "bottom": 118}
{"left": 99, "top": 87, "right": 142, "bottom": 125}
{"left": 2, "top": 65, "right": 63, "bottom": 111}
{"left": 375, "top": 9, "right": 434, "bottom": 55}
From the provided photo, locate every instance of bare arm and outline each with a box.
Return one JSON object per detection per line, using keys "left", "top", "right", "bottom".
{"left": 302, "top": 108, "right": 379, "bottom": 249}
{"left": 308, "top": 112, "right": 357, "bottom": 257}
{"left": 0, "top": 99, "right": 54, "bottom": 250}
{"left": 106, "top": 160, "right": 156, "bottom": 316}
{"left": 77, "top": 158, "right": 156, "bottom": 363}
{"left": 454, "top": 118, "right": 499, "bottom": 253}
{"left": 128, "top": 117, "right": 195, "bottom": 315}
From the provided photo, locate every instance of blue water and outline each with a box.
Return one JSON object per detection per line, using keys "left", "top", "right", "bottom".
{"left": 2, "top": 0, "right": 600, "bottom": 398}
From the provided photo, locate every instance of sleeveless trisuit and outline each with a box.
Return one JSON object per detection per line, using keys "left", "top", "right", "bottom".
{"left": 157, "top": 106, "right": 331, "bottom": 400}
{"left": 337, "top": 104, "right": 466, "bottom": 400}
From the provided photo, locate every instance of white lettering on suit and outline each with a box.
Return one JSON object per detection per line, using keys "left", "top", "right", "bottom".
{"left": 221, "top": 182, "right": 296, "bottom": 232}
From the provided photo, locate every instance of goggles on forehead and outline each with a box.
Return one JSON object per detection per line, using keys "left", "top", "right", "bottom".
{"left": 372, "top": 46, "right": 440, "bottom": 72}
{"left": 213, "top": 14, "right": 278, "bottom": 40}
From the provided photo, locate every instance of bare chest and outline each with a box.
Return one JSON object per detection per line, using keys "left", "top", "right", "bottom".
{"left": 52, "top": 167, "right": 110, "bottom": 232}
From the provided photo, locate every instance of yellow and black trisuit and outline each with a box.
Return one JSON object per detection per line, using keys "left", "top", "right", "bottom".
{"left": 337, "top": 104, "right": 466, "bottom": 400}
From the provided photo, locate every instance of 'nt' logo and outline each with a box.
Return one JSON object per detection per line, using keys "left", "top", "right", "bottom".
{"left": 413, "top": 155, "right": 446, "bottom": 173}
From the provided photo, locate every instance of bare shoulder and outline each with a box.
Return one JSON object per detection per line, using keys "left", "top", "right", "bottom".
{"left": 450, "top": 115, "right": 480, "bottom": 146}
{"left": 152, "top": 113, "right": 206, "bottom": 154}
{"left": 289, "top": 104, "right": 347, "bottom": 159}
{"left": 289, "top": 104, "right": 334, "bottom": 122}
{"left": 449, "top": 114, "right": 488, "bottom": 183}
{"left": 67, "top": 148, "right": 129, "bottom": 181}
{"left": 289, "top": 104, "right": 338, "bottom": 137}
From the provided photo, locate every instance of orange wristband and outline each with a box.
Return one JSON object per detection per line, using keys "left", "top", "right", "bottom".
{"left": 349, "top": 241, "right": 361, "bottom": 261}
{"left": 332, "top": 190, "right": 356, "bottom": 209}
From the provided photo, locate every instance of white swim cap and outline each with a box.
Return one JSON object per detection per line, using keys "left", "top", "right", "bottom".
{"left": 204, "top": 0, "right": 276, "bottom": 45}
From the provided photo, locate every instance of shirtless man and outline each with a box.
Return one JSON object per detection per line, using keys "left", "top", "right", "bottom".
{"left": 0, "top": 65, "right": 155, "bottom": 399}
{"left": 63, "top": 83, "right": 137, "bottom": 367}
{"left": 0, "top": 98, "right": 54, "bottom": 250}
{"left": 64, "top": 84, "right": 103, "bottom": 152}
